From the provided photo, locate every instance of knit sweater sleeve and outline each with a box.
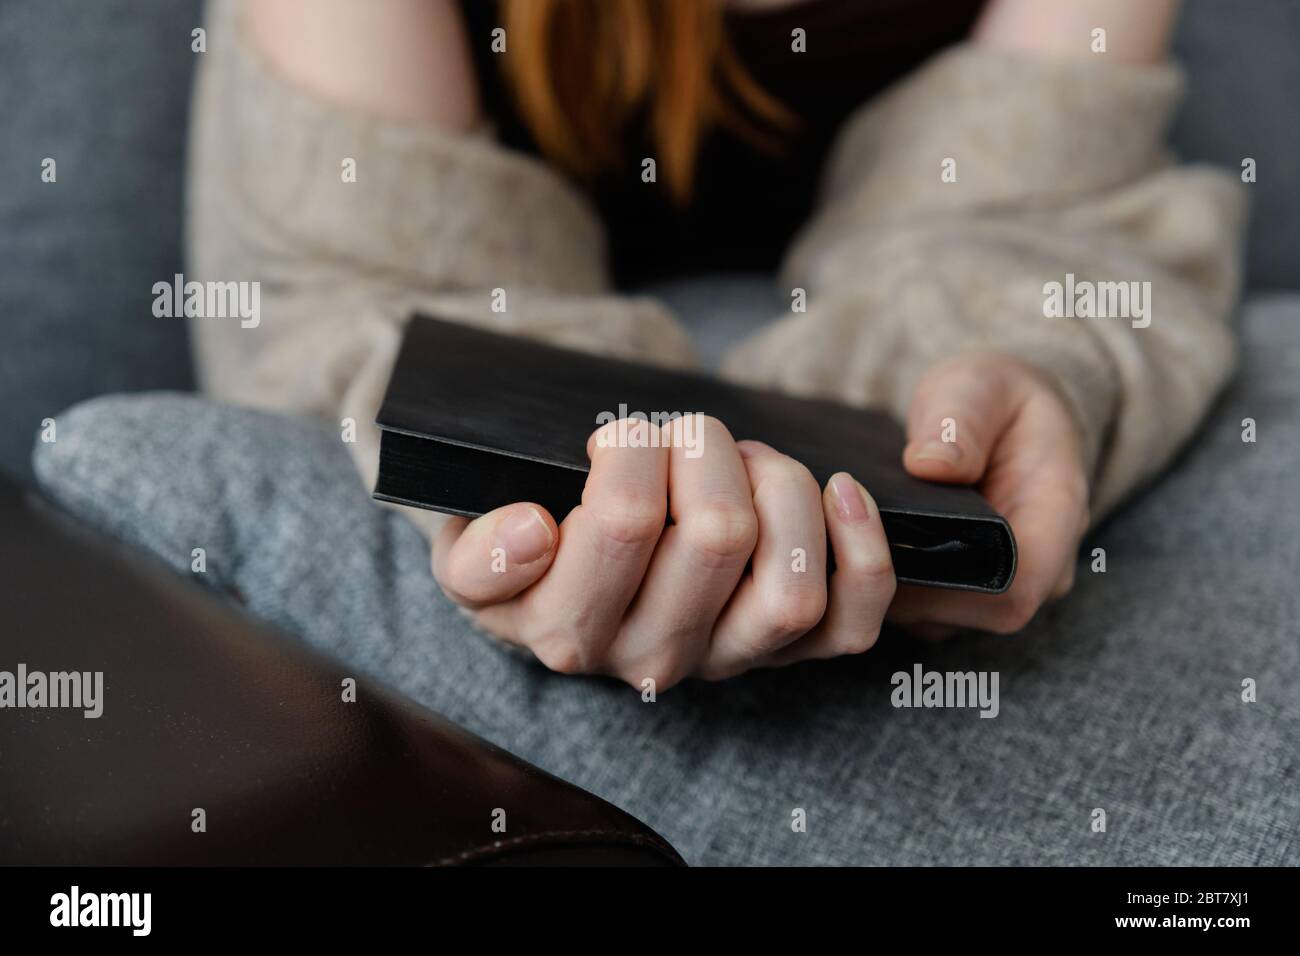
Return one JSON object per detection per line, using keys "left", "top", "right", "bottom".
{"left": 720, "top": 45, "right": 1247, "bottom": 520}
{"left": 185, "top": 0, "right": 696, "bottom": 526}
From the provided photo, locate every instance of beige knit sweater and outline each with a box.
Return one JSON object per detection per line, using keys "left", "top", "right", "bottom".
{"left": 187, "top": 0, "right": 1245, "bottom": 529}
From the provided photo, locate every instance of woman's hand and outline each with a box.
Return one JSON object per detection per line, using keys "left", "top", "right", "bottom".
{"left": 888, "top": 352, "right": 1090, "bottom": 638}
{"left": 432, "top": 417, "right": 896, "bottom": 689}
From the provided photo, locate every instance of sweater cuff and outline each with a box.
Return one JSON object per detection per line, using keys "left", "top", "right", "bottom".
{"left": 718, "top": 278, "right": 1121, "bottom": 495}
{"left": 197, "top": 0, "right": 611, "bottom": 294}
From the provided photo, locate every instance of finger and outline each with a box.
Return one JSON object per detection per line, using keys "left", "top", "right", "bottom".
{"left": 700, "top": 441, "right": 827, "bottom": 680}
{"left": 1050, "top": 555, "right": 1077, "bottom": 600}
{"left": 887, "top": 452, "right": 1083, "bottom": 635}
{"left": 765, "top": 473, "right": 895, "bottom": 666}
{"left": 486, "top": 418, "right": 669, "bottom": 674}
{"left": 902, "top": 355, "right": 1025, "bottom": 485}
{"left": 1050, "top": 510, "right": 1090, "bottom": 600}
{"left": 895, "top": 363, "right": 1087, "bottom": 634}
{"left": 431, "top": 504, "right": 557, "bottom": 610}
{"left": 609, "top": 416, "right": 757, "bottom": 688}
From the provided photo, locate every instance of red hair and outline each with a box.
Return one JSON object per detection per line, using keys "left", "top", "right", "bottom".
{"left": 500, "top": 0, "right": 792, "bottom": 202}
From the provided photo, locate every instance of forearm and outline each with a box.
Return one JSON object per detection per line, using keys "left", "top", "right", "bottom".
{"left": 973, "top": 0, "right": 1180, "bottom": 64}
{"left": 243, "top": 0, "right": 482, "bottom": 130}
{"left": 724, "top": 40, "right": 1245, "bottom": 521}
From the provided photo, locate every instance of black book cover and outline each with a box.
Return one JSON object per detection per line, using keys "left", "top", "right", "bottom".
{"left": 375, "top": 314, "right": 1016, "bottom": 593}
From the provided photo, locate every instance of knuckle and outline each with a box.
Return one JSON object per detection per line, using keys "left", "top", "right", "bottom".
{"left": 667, "top": 414, "right": 730, "bottom": 457}
{"left": 782, "top": 456, "right": 818, "bottom": 490}
{"left": 585, "top": 494, "right": 666, "bottom": 548}
{"left": 769, "top": 455, "right": 811, "bottom": 486}
{"left": 531, "top": 636, "right": 591, "bottom": 676}
{"left": 1053, "top": 567, "right": 1077, "bottom": 599}
{"left": 752, "top": 453, "right": 816, "bottom": 497}
{"left": 847, "top": 549, "right": 897, "bottom": 595}
{"left": 522, "top": 599, "right": 600, "bottom": 646}
{"left": 826, "top": 621, "right": 878, "bottom": 658}
{"left": 679, "top": 503, "right": 758, "bottom": 565}
{"left": 872, "top": 562, "right": 899, "bottom": 601}
{"left": 761, "top": 584, "right": 827, "bottom": 640}
{"left": 695, "top": 414, "right": 729, "bottom": 436}
{"left": 837, "top": 535, "right": 896, "bottom": 581}
{"left": 829, "top": 622, "right": 882, "bottom": 656}
{"left": 989, "top": 594, "right": 1038, "bottom": 634}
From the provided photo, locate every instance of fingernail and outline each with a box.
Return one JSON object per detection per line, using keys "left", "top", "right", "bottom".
{"left": 497, "top": 507, "right": 554, "bottom": 564}
{"left": 910, "top": 440, "right": 962, "bottom": 466}
{"left": 829, "top": 472, "right": 871, "bottom": 523}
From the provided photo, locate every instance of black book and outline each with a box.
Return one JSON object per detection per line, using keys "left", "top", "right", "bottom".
{"left": 374, "top": 315, "right": 1016, "bottom": 593}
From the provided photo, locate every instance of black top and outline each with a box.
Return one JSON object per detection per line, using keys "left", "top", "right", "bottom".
{"left": 458, "top": 0, "right": 985, "bottom": 286}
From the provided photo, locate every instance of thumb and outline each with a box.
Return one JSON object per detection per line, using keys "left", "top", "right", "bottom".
{"left": 432, "top": 503, "right": 558, "bottom": 608}
{"left": 902, "top": 357, "right": 1021, "bottom": 485}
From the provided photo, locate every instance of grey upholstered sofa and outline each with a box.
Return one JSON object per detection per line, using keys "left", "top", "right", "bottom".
{"left": 2, "top": 1, "right": 1296, "bottom": 866}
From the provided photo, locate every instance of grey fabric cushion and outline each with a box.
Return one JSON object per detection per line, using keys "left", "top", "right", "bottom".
{"left": 0, "top": 0, "right": 201, "bottom": 485}
{"left": 1170, "top": 1, "right": 1300, "bottom": 290}
{"left": 32, "top": 294, "right": 1300, "bottom": 865}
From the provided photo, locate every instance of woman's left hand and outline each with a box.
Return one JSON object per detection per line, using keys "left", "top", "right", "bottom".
{"left": 887, "top": 351, "right": 1091, "bottom": 638}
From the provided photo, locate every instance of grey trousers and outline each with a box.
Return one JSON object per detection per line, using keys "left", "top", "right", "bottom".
{"left": 33, "top": 290, "right": 1300, "bottom": 865}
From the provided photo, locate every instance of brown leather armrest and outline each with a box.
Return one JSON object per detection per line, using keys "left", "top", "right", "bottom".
{"left": 0, "top": 476, "right": 682, "bottom": 866}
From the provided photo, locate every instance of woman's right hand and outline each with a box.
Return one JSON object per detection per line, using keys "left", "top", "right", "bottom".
{"left": 432, "top": 417, "right": 896, "bottom": 690}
